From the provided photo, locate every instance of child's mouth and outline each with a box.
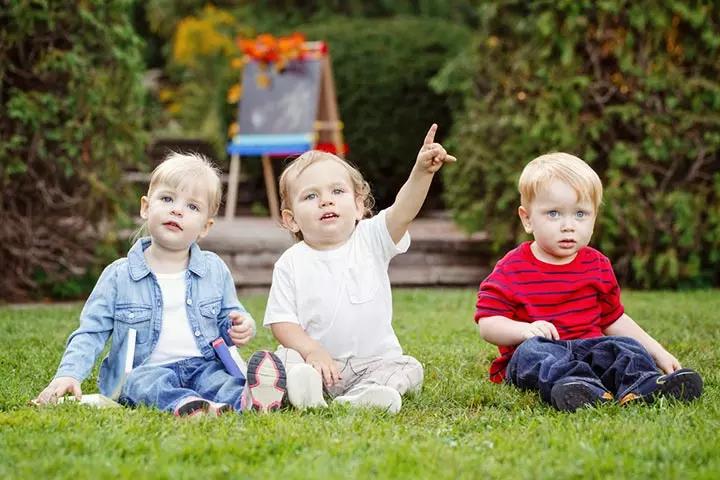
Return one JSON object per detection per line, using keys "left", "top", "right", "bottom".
{"left": 163, "top": 221, "right": 183, "bottom": 231}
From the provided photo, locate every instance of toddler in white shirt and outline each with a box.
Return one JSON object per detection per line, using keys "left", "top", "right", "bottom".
{"left": 264, "top": 124, "right": 456, "bottom": 413}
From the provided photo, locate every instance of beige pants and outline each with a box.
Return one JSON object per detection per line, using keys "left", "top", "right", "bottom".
{"left": 274, "top": 346, "right": 424, "bottom": 399}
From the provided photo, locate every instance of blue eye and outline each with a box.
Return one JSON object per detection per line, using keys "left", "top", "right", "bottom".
{"left": 303, "top": 193, "right": 316, "bottom": 201}
{"left": 547, "top": 211, "right": 559, "bottom": 218}
{"left": 333, "top": 188, "right": 344, "bottom": 195}
{"left": 576, "top": 211, "right": 585, "bottom": 218}
{"left": 160, "top": 196, "right": 173, "bottom": 203}
{"left": 188, "top": 204, "right": 199, "bottom": 211}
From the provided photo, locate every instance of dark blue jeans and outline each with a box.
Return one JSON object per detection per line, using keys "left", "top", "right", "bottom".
{"left": 120, "top": 357, "right": 246, "bottom": 413}
{"left": 506, "top": 336, "right": 660, "bottom": 403}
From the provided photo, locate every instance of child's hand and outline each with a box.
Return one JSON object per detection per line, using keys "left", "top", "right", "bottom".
{"left": 228, "top": 311, "right": 255, "bottom": 347}
{"left": 33, "top": 377, "right": 82, "bottom": 405}
{"left": 652, "top": 349, "right": 681, "bottom": 374}
{"left": 415, "top": 123, "right": 457, "bottom": 174}
{"left": 522, "top": 321, "right": 560, "bottom": 341}
{"left": 305, "top": 347, "right": 342, "bottom": 387}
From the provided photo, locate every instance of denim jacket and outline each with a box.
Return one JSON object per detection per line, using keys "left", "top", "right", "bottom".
{"left": 54, "top": 237, "right": 246, "bottom": 398}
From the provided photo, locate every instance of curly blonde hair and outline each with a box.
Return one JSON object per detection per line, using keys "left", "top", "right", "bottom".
{"left": 278, "top": 150, "right": 374, "bottom": 242}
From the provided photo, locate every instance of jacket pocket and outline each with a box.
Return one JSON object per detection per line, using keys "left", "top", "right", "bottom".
{"left": 115, "top": 305, "right": 152, "bottom": 344}
{"left": 199, "top": 297, "right": 222, "bottom": 320}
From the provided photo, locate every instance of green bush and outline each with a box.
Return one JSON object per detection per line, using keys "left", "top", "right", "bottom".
{"left": 433, "top": 1, "right": 720, "bottom": 288}
{"left": 0, "top": 0, "right": 149, "bottom": 301}
{"left": 295, "top": 17, "right": 472, "bottom": 209}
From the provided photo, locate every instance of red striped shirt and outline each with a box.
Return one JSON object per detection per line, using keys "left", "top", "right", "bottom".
{"left": 475, "top": 242, "right": 624, "bottom": 383}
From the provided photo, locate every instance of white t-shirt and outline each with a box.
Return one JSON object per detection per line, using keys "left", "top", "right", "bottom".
{"left": 263, "top": 209, "right": 410, "bottom": 359}
{"left": 146, "top": 270, "right": 203, "bottom": 366}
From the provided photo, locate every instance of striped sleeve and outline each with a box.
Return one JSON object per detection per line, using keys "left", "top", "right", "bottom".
{"left": 475, "top": 268, "right": 517, "bottom": 323}
{"left": 597, "top": 256, "right": 624, "bottom": 327}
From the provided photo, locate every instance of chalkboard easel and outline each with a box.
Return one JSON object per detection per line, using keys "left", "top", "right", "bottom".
{"left": 225, "top": 41, "right": 345, "bottom": 221}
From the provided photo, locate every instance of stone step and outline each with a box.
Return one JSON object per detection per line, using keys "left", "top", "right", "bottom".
{"left": 198, "top": 216, "right": 492, "bottom": 290}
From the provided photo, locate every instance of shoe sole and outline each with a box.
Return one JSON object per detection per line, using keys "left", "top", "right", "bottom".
{"left": 621, "top": 369, "right": 704, "bottom": 405}
{"left": 245, "top": 351, "right": 287, "bottom": 412}
{"left": 551, "top": 383, "right": 610, "bottom": 412}
{"left": 658, "top": 370, "right": 703, "bottom": 402}
{"left": 175, "top": 398, "right": 210, "bottom": 418}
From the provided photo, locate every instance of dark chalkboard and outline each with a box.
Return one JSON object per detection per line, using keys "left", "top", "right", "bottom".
{"left": 237, "top": 59, "right": 322, "bottom": 136}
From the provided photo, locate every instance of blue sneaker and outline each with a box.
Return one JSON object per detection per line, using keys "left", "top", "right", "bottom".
{"left": 550, "top": 380, "right": 614, "bottom": 412}
{"left": 619, "top": 368, "right": 703, "bottom": 405}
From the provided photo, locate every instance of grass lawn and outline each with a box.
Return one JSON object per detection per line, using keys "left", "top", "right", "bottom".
{"left": 1, "top": 288, "right": 719, "bottom": 479}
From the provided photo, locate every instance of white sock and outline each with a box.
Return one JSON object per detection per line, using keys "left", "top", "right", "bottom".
{"left": 286, "top": 363, "right": 328, "bottom": 409}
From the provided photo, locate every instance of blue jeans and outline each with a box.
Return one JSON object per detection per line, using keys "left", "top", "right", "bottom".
{"left": 506, "top": 336, "right": 660, "bottom": 403}
{"left": 120, "top": 357, "right": 246, "bottom": 412}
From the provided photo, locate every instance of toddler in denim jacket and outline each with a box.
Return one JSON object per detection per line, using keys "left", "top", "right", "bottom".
{"left": 34, "top": 153, "right": 287, "bottom": 416}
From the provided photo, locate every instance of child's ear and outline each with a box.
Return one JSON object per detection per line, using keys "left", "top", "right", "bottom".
{"left": 140, "top": 196, "right": 150, "bottom": 220}
{"left": 197, "top": 218, "right": 215, "bottom": 240}
{"left": 281, "top": 209, "right": 300, "bottom": 233}
{"left": 518, "top": 206, "right": 533, "bottom": 233}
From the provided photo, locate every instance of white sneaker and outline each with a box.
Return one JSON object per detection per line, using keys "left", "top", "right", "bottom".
{"left": 334, "top": 386, "right": 402, "bottom": 414}
{"left": 286, "top": 363, "right": 328, "bottom": 409}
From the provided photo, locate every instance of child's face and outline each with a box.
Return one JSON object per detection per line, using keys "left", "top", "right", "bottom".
{"left": 518, "top": 180, "right": 596, "bottom": 265}
{"left": 140, "top": 182, "right": 214, "bottom": 252}
{"left": 282, "top": 159, "right": 364, "bottom": 250}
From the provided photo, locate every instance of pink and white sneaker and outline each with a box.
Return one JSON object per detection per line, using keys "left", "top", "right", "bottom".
{"left": 174, "top": 397, "right": 233, "bottom": 418}
{"left": 240, "top": 350, "right": 287, "bottom": 413}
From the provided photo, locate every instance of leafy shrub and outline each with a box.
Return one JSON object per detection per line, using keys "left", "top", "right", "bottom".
{"left": 296, "top": 17, "right": 471, "bottom": 209}
{"left": 0, "top": 1, "right": 148, "bottom": 301}
{"left": 434, "top": 1, "right": 720, "bottom": 288}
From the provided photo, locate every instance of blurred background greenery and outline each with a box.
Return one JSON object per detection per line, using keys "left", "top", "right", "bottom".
{"left": 1, "top": 0, "right": 719, "bottom": 300}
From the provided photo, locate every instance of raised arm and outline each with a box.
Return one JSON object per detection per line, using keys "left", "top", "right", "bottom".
{"left": 385, "top": 124, "right": 457, "bottom": 244}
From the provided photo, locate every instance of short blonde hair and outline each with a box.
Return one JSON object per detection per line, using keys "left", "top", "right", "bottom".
{"left": 278, "top": 150, "right": 374, "bottom": 242}
{"left": 518, "top": 152, "right": 603, "bottom": 211}
{"left": 133, "top": 152, "right": 222, "bottom": 242}
{"left": 147, "top": 151, "right": 223, "bottom": 216}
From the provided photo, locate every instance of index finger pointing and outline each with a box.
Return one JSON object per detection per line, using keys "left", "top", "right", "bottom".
{"left": 423, "top": 124, "right": 438, "bottom": 145}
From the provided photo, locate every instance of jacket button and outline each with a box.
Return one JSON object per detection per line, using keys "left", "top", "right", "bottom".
{"left": 186, "top": 299, "right": 193, "bottom": 306}
{"left": 194, "top": 330, "right": 201, "bottom": 337}
{"left": 128, "top": 313, "right": 135, "bottom": 319}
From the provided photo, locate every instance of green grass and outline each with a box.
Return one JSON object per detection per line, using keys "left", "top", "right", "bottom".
{"left": 1, "top": 289, "right": 719, "bottom": 479}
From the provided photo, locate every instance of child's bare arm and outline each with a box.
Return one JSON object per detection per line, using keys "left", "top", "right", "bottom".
{"left": 386, "top": 124, "right": 457, "bottom": 244}
{"left": 478, "top": 315, "right": 559, "bottom": 346}
{"left": 603, "top": 314, "right": 681, "bottom": 373}
{"left": 270, "top": 322, "right": 341, "bottom": 386}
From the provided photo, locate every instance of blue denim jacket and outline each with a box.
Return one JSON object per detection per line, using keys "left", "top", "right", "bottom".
{"left": 54, "top": 237, "right": 245, "bottom": 398}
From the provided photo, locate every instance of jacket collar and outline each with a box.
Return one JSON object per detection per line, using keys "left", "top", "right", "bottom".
{"left": 127, "top": 237, "right": 207, "bottom": 280}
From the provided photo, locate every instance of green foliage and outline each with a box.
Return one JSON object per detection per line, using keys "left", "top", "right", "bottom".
{"left": 238, "top": 0, "right": 481, "bottom": 30}
{"left": 0, "top": 0, "right": 149, "bottom": 301}
{"left": 296, "top": 17, "right": 471, "bottom": 209}
{"left": 434, "top": 1, "right": 720, "bottom": 288}
{"left": 2, "top": 289, "right": 720, "bottom": 477}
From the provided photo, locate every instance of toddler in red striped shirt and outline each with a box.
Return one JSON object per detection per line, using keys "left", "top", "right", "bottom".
{"left": 474, "top": 152, "right": 702, "bottom": 411}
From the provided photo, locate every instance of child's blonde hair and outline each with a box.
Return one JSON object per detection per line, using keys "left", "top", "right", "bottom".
{"left": 278, "top": 150, "right": 374, "bottom": 242}
{"left": 133, "top": 152, "right": 222, "bottom": 242}
{"left": 518, "top": 152, "right": 603, "bottom": 211}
